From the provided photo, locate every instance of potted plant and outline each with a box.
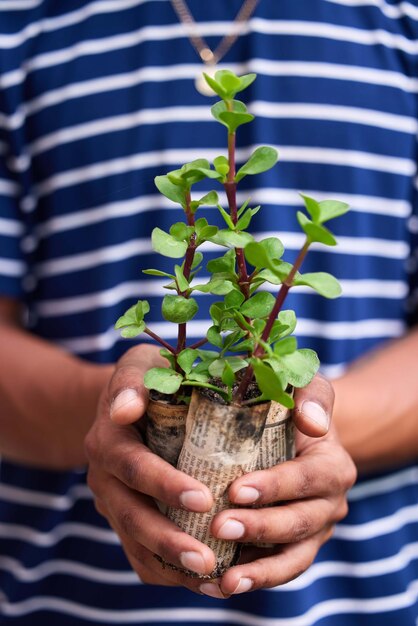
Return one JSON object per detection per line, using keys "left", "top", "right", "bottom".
{"left": 115, "top": 70, "right": 348, "bottom": 578}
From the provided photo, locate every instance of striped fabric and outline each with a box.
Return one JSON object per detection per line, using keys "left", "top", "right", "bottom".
{"left": 0, "top": 0, "right": 417, "bottom": 623}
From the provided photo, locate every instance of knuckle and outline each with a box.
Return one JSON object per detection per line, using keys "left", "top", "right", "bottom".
{"left": 296, "top": 465, "right": 314, "bottom": 498}
{"left": 118, "top": 506, "right": 142, "bottom": 537}
{"left": 119, "top": 453, "right": 143, "bottom": 489}
{"left": 335, "top": 499, "right": 349, "bottom": 522}
{"left": 86, "top": 468, "right": 100, "bottom": 495}
{"left": 84, "top": 430, "right": 98, "bottom": 463}
{"left": 253, "top": 515, "right": 268, "bottom": 542}
{"left": 291, "top": 512, "right": 312, "bottom": 542}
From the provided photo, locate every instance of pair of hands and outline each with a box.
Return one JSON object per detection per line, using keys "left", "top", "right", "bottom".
{"left": 85, "top": 345, "right": 356, "bottom": 598}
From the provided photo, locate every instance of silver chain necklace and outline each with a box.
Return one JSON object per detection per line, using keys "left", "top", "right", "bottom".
{"left": 170, "top": 0, "right": 260, "bottom": 95}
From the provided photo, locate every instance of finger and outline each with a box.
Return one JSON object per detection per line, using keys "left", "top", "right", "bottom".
{"left": 293, "top": 373, "right": 334, "bottom": 437}
{"left": 228, "top": 442, "right": 355, "bottom": 505}
{"left": 211, "top": 497, "right": 346, "bottom": 545}
{"left": 218, "top": 526, "right": 334, "bottom": 596}
{"left": 118, "top": 531, "right": 210, "bottom": 593}
{"left": 86, "top": 426, "right": 213, "bottom": 512}
{"left": 109, "top": 344, "right": 166, "bottom": 424}
{"left": 99, "top": 475, "right": 216, "bottom": 577}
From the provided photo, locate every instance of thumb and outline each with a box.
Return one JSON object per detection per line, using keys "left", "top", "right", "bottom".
{"left": 292, "top": 373, "right": 334, "bottom": 438}
{"left": 109, "top": 344, "right": 166, "bottom": 425}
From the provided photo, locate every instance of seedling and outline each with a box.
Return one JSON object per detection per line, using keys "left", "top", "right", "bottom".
{"left": 115, "top": 70, "right": 349, "bottom": 408}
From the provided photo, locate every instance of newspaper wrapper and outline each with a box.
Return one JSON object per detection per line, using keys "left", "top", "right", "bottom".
{"left": 254, "top": 398, "right": 295, "bottom": 548}
{"left": 146, "top": 399, "right": 187, "bottom": 467}
{"left": 256, "top": 400, "right": 295, "bottom": 470}
{"left": 167, "top": 390, "right": 269, "bottom": 578}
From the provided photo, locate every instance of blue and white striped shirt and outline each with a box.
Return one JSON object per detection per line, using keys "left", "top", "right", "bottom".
{"left": 0, "top": 1, "right": 417, "bottom": 624}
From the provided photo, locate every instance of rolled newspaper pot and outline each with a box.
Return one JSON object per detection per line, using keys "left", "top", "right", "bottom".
{"left": 256, "top": 399, "right": 295, "bottom": 471}
{"left": 167, "top": 389, "right": 269, "bottom": 578}
{"left": 146, "top": 398, "right": 187, "bottom": 467}
{"left": 254, "top": 398, "right": 295, "bottom": 548}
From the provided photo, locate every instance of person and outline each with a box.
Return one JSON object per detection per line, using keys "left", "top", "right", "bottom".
{"left": 0, "top": 0, "right": 416, "bottom": 624}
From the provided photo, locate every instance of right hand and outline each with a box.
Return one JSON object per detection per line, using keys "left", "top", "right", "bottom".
{"left": 84, "top": 344, "right": 217, "bottom": 590}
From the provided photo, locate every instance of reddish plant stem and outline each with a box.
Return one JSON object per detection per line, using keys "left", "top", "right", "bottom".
{"left": 224, "top": 129, "right": 250, "bottom": 300}
{"left": 144, "top": 328, "right": 175, "bottom": 353}
{"left": 188, "top": 337, "right": 208, "bottom": 350}
{"left": 176, "top": 191, "right": 197, "bottom": 355}
{"left": 233, "top": 239, "right": 311, "bottom": 404}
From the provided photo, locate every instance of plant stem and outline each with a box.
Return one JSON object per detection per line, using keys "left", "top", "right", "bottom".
{"left": 188, "top": 337, "right": 208, "bottom": 350}
{"left": 233, "top": 239, "right": 311, "bottom": 403}
{"left": 224, "top": 127, "right": 250, "bottom": 300}
{"left": 258, "top": 239, "right": 310, "bottom": 347}
{"left": 176, "top": 191, "right": 197, "bottom": 355}
{"left": 144, "top": 328, "right": 175, "bottom": 353}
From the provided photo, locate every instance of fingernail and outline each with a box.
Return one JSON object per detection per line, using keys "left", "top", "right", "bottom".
{"left": 217, "top": 519, "right": 245, "bottom": 540}
{"left": 232, "top": 577, "right": 253, "bottom": 594}
{"left": 180, "top": 551, "right": 207, "bottom": 575}
{"left": 301, "top": 401, "right": 329, "bottom": 430}
{"left": 199, "top": 583, "right": 226, "bottom": 599}
{"left": 234, "top": 486, "right": 260, "bottom": 504}
{"left": 110, "top": 389, "right": 139, "bottom": 419}
{"left": 180, "top": 490, "right": 210, "bottom": 512}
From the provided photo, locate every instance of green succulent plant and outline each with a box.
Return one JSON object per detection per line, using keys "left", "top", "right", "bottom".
{"left": 115, "top": 70, "right": 349, "bottom": 408}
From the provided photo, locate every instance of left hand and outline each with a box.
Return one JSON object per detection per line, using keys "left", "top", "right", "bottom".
{"left": 200, "top": 374, "right": 357, "bottom": 598}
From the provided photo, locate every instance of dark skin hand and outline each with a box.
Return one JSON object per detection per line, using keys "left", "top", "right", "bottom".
{"left": 85, "top": 344, "right": 356, "bottom": 597}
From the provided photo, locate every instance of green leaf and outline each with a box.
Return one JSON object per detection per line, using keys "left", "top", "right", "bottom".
{"left": 297, "top": 212, "right": 337, "bottom": 246}
{"left": 252, "top": 360, "right": 294, "bottom": 407}
{"left": 221, "top": 361, "right": 235, "bottom": 388}
{"left": 119, "top": 321, "right": 145, "bottom": 338}
{"left": 142, "top": 268, "right": 174, "bottom": 278}
{"left": 170, "top": 222, "right": 193, "bottom": 242}
{"left": 211, "top": 99, "right": 247, "bottom": 127}
{"left": 191, "top": 251, "right": 203, "bottom": 269}
{"left": 177, "top": 348, "right": 198, "bottom": 375}
{"left": 197, "top": 349, "right": 220, "bottom": 360}
{"left": 216, "top": 69, "right": 242, "bottom": 94}
{"left": 186, "top": 371, "right": 210, "bottom": 383}
{"left": 245, "top": 237, "right": 284, "bottom": 269}
{"left": 235, "top": 147, "right": 278, "bottom": 182}
{"left": 194, "top": 217, "right": 218, "bottom": 242}
{"left": 224, "top": 288, "right": 245, "bottom": 309}
{"left": 236, "top": 205, "right": 260, "bottom": 231}
{"left": 277, "top": 310, "right": 297, "bottom": 336}
{"left": 240, "top": 291, "right": 276, "bottom": 319}
{"left": 213, "top": 155, "right": 229, "bottom": 178}
{"left": 174, "top": 265, "right": 189, "bottom": 292}
{"left": 293, "top": 272, "right": 342, "bottom": 299}
{"left": 237, "top": 73, "right": 257, "bottom": 92}
{"left": 115, "top": 300, "right": 150, "bottom": 330}
{"left": 203, "top": 73, "right": 227, "bottom": 98}
{"left": 144, "top": 367, "right": 183, "bottom": 394}
{"left": 209, "top": 229, "right": 254, "bottom": 248}
{"left": 209, "top": 302, "right": 224, "bottom": 325}
{"left": 207, "top": 325, "right": 223, "bottom": 348}
{"left": 159, "top": 348, "right": 176, "bottom": 369}
{"left": 152, "top": 227, "right": 188, "bottom": 258}
{"left": 268, "top": 321, "right": 291, "bottom": 342}
{"left": 219, "top": 110, "right": 255, "bottom": 133}
{"left": 208, "top": 357, "right": 247, "bottom": 378}
{"left": 274, "top": 336, "right": 297, "bottom": 356}
{"left": 198, "top": 190, "right": 219, "bottom": 206}
{"left": 162, "top": 295, "right": 198, "bottom": 323}
{"left": 300, "top": 194, "right": 321, "bottom": 222}
{"left": 193, "top": 278, "right": 234, "bottom": 295}
{"left": 278, "top": 349, "right": 320, "bottom": 388}
{"left": 318, "top": 199, "right": 350, "bottom": 223}
{"left": 154, "top": 175, "right": 186, "bottom": 206}
{"left": 217, "top": 204, "right": 235, "bottom": 229}
{"left": 207, "top": 249, "right": 236, "bottom": 274}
